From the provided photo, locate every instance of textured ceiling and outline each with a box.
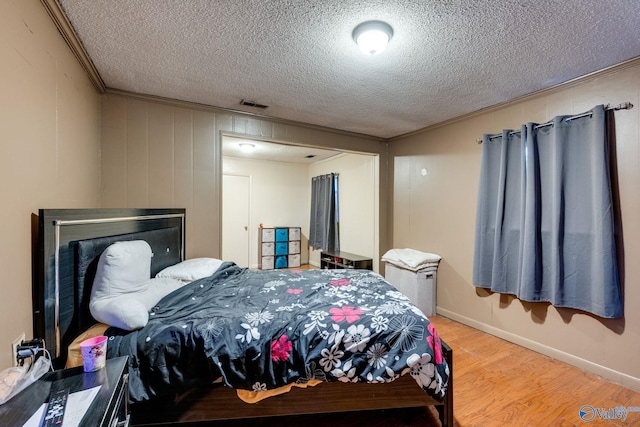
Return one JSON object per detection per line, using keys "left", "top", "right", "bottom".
{"left": 57, "top": 0, "right": 640, "bottom": 139}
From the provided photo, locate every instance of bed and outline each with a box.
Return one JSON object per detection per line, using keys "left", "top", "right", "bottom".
{"left": 34, "top": 208, "right": 453, "bottom": 426}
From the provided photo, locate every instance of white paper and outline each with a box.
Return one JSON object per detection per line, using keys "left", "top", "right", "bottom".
{"left": 22, "top": 385, "right": 101, "bottom": 427}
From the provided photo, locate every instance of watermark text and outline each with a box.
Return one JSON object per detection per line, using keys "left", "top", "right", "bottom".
{"left": 579, "top": 405, "right": 640, "bottom": 422}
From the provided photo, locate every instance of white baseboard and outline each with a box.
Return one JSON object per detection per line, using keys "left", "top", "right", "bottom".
{"left": 436, "top": 307, "right": 640, "bottom": 392}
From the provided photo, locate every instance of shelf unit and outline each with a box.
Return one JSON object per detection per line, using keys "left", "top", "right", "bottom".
{"left": 320, "top": 250, "right": 373, "bottom": 270}
{"left": 259, "top": 226, "right": 301, "bottom": 269}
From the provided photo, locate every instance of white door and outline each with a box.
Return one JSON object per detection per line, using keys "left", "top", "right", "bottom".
{"left": 222, "top": 174, "right": 250, "bottom": 267}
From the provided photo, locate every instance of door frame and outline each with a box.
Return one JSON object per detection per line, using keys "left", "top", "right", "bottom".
{"left": 222, "top": 173, "right": 251, "bottom": 268}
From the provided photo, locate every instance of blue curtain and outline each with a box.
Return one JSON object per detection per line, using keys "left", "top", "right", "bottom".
{"left": 309, "top": 173, "right": 340, "bottom": 251}
{"left": 473, "top": 105, "right": 623, "bottom": 318}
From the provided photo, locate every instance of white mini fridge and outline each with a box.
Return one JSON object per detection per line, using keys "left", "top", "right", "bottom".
{"left": 384, "top": 263, "right": 438, "bottom": 317}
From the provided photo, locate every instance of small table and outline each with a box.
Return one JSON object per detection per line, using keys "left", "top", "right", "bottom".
{"left": 0, "top": 356, "right": 129, "bottom": 426}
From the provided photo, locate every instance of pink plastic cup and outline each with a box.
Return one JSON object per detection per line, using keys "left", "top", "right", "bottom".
{"left": 79, "top": 335, "right": 108, "bottom": 372}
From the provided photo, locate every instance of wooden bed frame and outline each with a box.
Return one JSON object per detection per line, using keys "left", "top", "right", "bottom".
{"left": 34, "top": 208, "right": 453, "bottom": 426}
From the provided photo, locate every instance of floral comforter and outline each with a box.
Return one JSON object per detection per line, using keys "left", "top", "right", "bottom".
{"left": 106, "top": 263, "right": 449, "bottom": 403}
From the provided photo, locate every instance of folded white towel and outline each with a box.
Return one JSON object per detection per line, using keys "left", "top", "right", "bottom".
{"left": 381, "top": 248, "right": 441, "bottom": 272}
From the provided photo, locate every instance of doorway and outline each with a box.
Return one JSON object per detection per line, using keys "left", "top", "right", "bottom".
{"left": 222, "top": 174, "right": 250, "bottom": 267}
{"left": 221, "top": 135, "right": 380, "bottom": 271}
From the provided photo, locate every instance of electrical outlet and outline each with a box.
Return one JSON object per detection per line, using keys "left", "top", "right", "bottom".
{"left": 11, "top": 333, "right": 25, "bottom": 366}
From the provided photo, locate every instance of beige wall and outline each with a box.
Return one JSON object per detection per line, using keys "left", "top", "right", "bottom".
{"left": 0, "top": 0, "right": 101, "bottom": 369}
{"left": 223, "top": 151, "right": 379, "bottom": 270}
{"left": 1, "top": 0, "right": 387, "bottom": 372}
{"left": 308, "top": 153, "right": 380, "bottom": 271}
{"left": 100, "top": 93, "right": 388, "bottom": 265}
{"left": 223, "top": 156, "right": 310, "bottom": 268}
{"left": 388, "top": 61, "right": 640, "bottom": 390}
{"left": 9, "top": 0, "right": 637, "bottom": 392}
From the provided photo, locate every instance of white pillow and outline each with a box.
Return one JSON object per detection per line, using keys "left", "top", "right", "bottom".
{"left": 90, "top": 297, "right": 148, "bottom": 331}
{"left": 89, "top": 241, "right": 184, "bottom": 331}
{"left": 134, "top": 277, "right": 185, "bottom": 309}
{"left": 91, "top": 240, "right": 152, "bottom": 301}
{"left": 90, "top": 278, "right": 184, "bottom": 331}
{"left": 155, "top": 257, "right": 223, "bottom": 282}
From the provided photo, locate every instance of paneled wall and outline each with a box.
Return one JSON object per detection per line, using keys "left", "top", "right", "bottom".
{"left": 0, "top": 0, "right": 101, "bottom": 369}
{"left": 100, "top": 93, "right": 388, "bottom": 262}
{"left": 389, "top": 61, "right": 640, "bottom": 389}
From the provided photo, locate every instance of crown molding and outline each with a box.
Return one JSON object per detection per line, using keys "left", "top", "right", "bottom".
{"left": 40, "top": 0, "right": 105, "bottom": 93}
{"left": 390, "top": 55, "right": 640, "bottom": 142}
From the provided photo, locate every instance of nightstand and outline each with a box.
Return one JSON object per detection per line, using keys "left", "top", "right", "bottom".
{"left": 0, "top": 356, "right": 129, "bottom": 426}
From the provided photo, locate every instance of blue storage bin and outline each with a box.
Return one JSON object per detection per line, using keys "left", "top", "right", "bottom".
{"left": 275, "top": 255, "right": 288, "bottom": 269}
{"left": 275, "top": 242, "right": 288, "bottom": 255}
{"left": 275, "top": 228, "right": 288, "bottom": 242}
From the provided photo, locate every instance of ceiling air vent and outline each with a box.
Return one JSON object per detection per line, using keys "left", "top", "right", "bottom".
{"left": 240, "top": 99, "right": 269, "bottom": 109}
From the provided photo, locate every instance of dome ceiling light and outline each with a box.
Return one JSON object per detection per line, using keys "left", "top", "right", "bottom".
{"left": 352, "top": 20, "right": 393, "bottom": 56}
{"left": 239, "top": 143, "right": 255, "bottom": 153}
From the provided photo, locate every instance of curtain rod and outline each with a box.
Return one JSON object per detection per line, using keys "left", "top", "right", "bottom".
{"left": 312, "top": 172, "right": 339, "bottom": 178}
{"left": 476, "top": 102, "right": 634, "bottom": 144}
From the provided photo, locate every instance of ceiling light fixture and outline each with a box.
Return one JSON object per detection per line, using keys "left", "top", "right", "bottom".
{"left": 239, "top": 143, "right": 255, "bottom": 153}
{"left": 352, "top": 20, "right": 393, "bottom": 56}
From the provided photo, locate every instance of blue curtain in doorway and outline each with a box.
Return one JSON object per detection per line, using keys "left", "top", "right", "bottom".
{"left": 309, "top": 173, "right": 340, "bottom": 251}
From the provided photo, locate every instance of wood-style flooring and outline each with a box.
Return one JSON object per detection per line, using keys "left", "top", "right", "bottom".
{"left": 210, "top": 314, "right": 640, "bottom": 427}
{"left": 429, "top": 315, "right": 640, "bottom": 427}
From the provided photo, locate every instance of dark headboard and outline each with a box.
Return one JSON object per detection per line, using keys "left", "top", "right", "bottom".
{"left": 35, "top": 209, "right": 185, "bottom": 367}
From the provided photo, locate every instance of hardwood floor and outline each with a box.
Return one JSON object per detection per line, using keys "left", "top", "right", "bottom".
{"left": 209, "top": 315, "right": 640, "bottom": 427}
{"left": 429, "top": 315, "right": 640, "bottom": 426}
